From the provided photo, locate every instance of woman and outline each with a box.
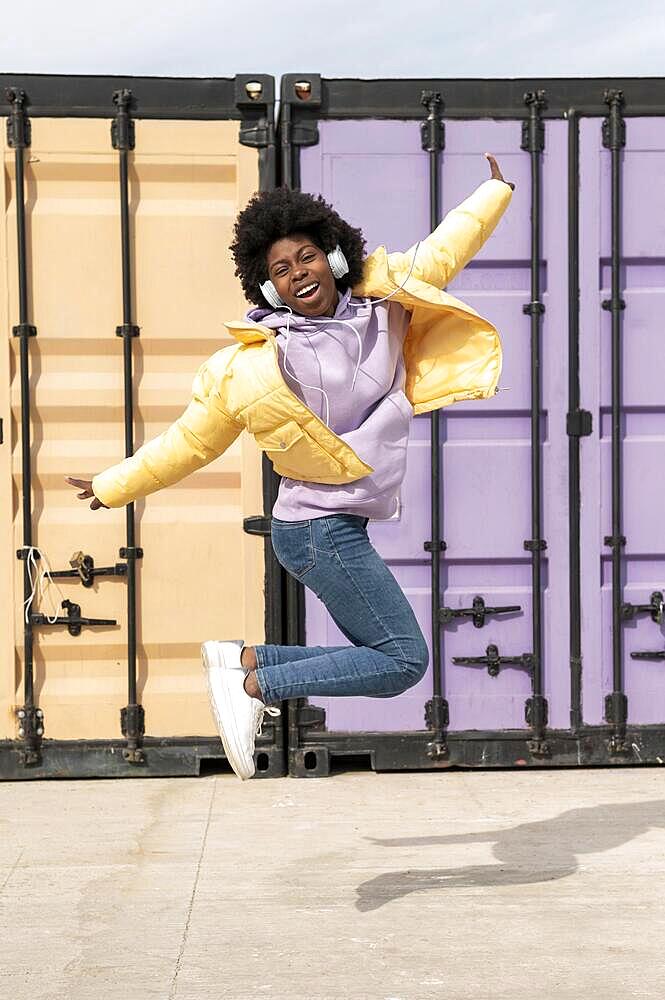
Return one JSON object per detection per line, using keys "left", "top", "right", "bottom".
{"left": 67, "top": 153, "right": 514, "bottom": 780}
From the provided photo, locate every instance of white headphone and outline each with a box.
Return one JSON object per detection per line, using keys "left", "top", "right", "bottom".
{"left": 259, "top": 244, "right": 349, "bottom": 309}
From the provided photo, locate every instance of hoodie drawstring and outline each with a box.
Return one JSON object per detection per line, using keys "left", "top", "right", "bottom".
{"left": 282, "top": 307, "right": 332, "bottom": 428}
{"left": 281, "top": 306, "right": 365, "bottom": 428}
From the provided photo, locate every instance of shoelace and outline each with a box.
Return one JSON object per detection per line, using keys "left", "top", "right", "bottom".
{"left": 256, "top": 705, "right": 281, "bottom": 737}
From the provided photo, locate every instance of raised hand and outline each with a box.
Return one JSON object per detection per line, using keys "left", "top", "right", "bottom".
{"left": 65, "top": 477, "right": 109, "bottom": 510}
{"left": 485, "top": 152, "right": 515, "bottom": 190}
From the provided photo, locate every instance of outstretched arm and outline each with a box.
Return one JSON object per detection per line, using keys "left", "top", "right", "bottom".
{"left": 66, "top": 350, "right": 243, "bottom": 510}
{"left": 390, "top": 152, "right": 514, "bottom": 289}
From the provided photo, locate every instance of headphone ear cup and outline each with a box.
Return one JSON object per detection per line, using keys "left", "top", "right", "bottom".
{"left": 327, "top": 245, "right": 349, "bottom": 280}
{"left": 259, "top": 279, "right": 285, "bottom": 309}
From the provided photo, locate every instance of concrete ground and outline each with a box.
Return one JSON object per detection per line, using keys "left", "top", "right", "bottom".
{"left": 1, "top": 766, "right": 664, "bottom": 1000}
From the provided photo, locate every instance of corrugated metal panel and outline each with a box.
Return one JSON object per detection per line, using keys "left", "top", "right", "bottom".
{"left": 2, "top": 117, "right": 264, "bottom": 740}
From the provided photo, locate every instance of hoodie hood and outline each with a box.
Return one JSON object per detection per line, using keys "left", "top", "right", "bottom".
{"left": 245, "top": 288, "right": 355, "bottom": 332}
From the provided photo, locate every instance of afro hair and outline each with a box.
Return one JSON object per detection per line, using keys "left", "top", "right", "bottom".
{"left": 230, "top": 186, "right": 366, "bottom": 308}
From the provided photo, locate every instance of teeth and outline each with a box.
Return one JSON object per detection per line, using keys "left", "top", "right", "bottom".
{"left": 296, "top": 282, "right": 318, "bottom": 297}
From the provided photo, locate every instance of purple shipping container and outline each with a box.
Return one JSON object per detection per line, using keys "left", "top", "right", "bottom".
{"left": 276, "top": 76, "right": 665, "bottom": 776}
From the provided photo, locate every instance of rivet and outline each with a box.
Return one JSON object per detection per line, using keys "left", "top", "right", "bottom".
{"left": 294, "top": 80, "right": 312, "bottom": 101}
{"left": 280, "top": 441, "right": 286, "bottom": 449}
{"left": 18, "top": 728, "right": 24, "bottom": 737}
{"left": 245, "top": 80, "right": 263, "bottom": 101}
{"left": 17, "top": 710, "right": 25, "bottom": 719}
{"left": 37, "top": 728, "right": 43, "bottom": 736}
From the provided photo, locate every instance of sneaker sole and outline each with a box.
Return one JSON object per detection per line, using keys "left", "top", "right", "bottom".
{"left": 201, "top": 642, "right": 254, "bottom": 781}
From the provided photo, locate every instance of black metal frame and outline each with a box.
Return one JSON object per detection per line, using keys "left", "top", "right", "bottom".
{"left": 277, "top": 74, "right": 665, "bottom": 776}
{"left": 280, "top": 76, "right": 665, "bottom": 121}
{"left": 7, "top": 88, "right": 42, "bottom": 766}
{"left": 601, "top": 90, "right": 629, "bottom": 753}
{"left": 520, "top": 90, "right": 549, "bottom": 756}
{"left": 0, "top": 736, "right": 281, "bottom": 780}
{"left": 2, "top": 73, "right": 284, "bottom": 779}
{"left": 567, "top": 108, "right": 588, "bottom": 735}
{"left": 420, "top": 92, "right": 448, "bottom": 762}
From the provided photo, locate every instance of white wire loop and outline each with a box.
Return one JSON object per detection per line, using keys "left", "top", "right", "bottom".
{"left": 23, "top": 546, "right": 65, "bottom": 625}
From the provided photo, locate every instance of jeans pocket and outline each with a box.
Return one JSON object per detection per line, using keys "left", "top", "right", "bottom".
{"left": 271, "top": 520, "right": 316, "bottom": 578}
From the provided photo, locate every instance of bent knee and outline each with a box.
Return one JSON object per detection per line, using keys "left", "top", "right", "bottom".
{"left": 398, "top": 635, "right": 429, "bottom": 689}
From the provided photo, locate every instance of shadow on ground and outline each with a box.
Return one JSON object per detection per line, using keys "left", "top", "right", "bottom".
{"left": 355, "top": 799, "right": 665, "bottom": 911}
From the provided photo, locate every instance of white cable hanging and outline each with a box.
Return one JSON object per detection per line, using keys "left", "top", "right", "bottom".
{"left": 23, "top": 546, "right": 66, "bottom": 625}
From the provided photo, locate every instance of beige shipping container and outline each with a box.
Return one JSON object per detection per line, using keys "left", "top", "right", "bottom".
{"left": 0, "top": 76, "right": 280, "bottom": 778}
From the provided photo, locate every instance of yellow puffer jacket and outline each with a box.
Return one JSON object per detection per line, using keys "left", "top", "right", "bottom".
{"left": 92, "top": 179, "right": 512, "bottom": 508}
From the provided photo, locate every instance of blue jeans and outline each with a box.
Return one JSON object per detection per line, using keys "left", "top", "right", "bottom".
{"left": 253, "top": 514, "right": 429, "bottom": 704}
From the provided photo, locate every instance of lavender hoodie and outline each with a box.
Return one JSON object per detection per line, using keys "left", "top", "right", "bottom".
{"left": 246, "top": 289, "right": 412, "bottom": 521}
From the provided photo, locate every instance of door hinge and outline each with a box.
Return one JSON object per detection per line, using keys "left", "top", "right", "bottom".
{"left": 520, "top": 90, "right": 547, "bottom": 153}
{"left": 6, "top": 87, "right": 31, "bottom": 148}
{"left": 420, "top": 90, "right": 445, "bottom": 153}
{"left": 111, "top": 89, "right": 135, "bottom": 151}
{"left": 566, "top": 409, "right": 592, "bottom": 437}
{"left": 297, "top": 703, "right": 326, "bottom": 731}
{"left": 525, "top": 694, "right": 549, "bottom": 728}
{"left": 604, "top": 691, "right": 628, "bottom": 724}
{"left": 424, "top": 696, "right": 449, "bottom": 729}
{"left": 243, "top": 515, "right": 272, "bottom": 537}
{"left": 280, "top": 74, "right": 321, "bottom": 149}
{"left": 602, "top": 89, "right": 626, "bottom": 150}
{"left": 236, "top": 74, "right": 276, "bottom": 150}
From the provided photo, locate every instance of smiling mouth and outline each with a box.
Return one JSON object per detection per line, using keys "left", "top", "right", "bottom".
{"left": 294, "top": 281, "right": 320, "bottom": 299}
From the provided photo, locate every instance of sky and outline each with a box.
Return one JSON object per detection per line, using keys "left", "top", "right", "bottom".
{"left": 1, "top": 0, "right": 664, "bottom": 80}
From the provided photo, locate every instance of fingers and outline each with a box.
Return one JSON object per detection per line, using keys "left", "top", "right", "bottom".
{"left": 66, "top": 476, "right": 94, "bottom": 498}
{"left": 67, "top": 477, "right": 91, "bottom": 491}
{"left": 65, "top": 476, "right": 107, "bottom": 509}
{"left": 484, "top": 152, "right": 515, "bottom": 190}
{"left": 484, "top": 152, "right": 500, "bottom": 178}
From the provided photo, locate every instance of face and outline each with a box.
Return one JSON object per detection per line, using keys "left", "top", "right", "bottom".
{"left": 265, "top": 233, "right": 338, "bottom": 317}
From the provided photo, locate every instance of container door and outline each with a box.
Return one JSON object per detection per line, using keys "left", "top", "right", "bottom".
{"left": 580, "top": 115, "right": 665, "bottom": 728}
{"left": 1, "top": 117, "right": 265, "bottom": 743}
{"left": 300, "top": 118, "right": 570, "bottom": 735}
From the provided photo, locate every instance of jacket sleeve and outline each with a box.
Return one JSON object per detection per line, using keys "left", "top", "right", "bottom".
{"left": 390, "top": 178, "right": 513, "bottom": 289}
{"left": 91, "top": 353, "right": 243, "bottom": 508}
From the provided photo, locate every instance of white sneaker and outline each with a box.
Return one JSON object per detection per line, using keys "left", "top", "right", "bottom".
{"left": 201, "top": 640, "right": 280, "bottom": 780}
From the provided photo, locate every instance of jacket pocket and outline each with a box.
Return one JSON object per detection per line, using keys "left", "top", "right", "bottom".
{"left": 254, "top": 419, "right": 305, "bottom": 453}
{"left": 255, "top": 420, "right": 346, "bottom": 484}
